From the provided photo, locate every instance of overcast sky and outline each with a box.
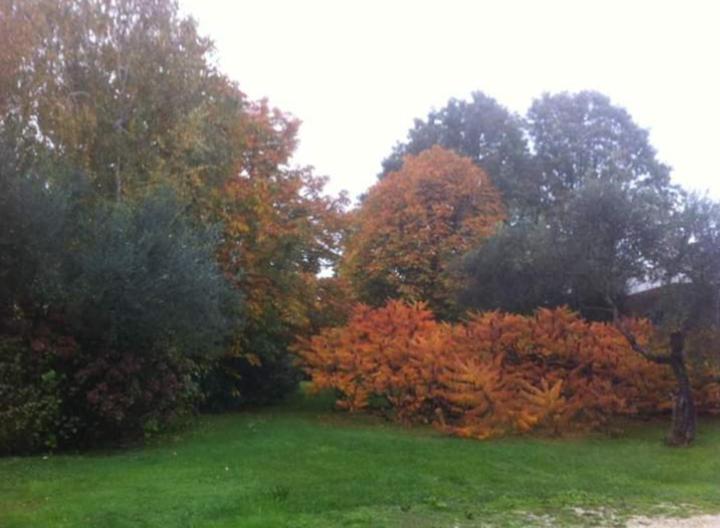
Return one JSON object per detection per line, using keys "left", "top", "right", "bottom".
{"left": 180, "top": 0, "right": 720, "bottom": 202}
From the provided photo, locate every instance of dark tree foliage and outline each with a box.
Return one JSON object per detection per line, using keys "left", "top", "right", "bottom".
{"left": 554, "top": 179, "right": 669, "bottom": 316}
{"left": 0, "top": 149, "right": 237, "bottom": 448}
{"left": 56, "top": 187, "right": 237, "bottom": 443}
{"left": 527, "top": 91, "right": 674, "bottom": 208}
{"left": 0, "top": 126, "right": 70, "bottom": 324}
{"left": 661, "top": 196, "right": 720, "bottom": 324}
{"left": 463, "top": 179, "right": 669, "bottom": 319}
{"left": 380, "top": 92, "right": 538, "bottom": 215}
{"left": 459, "top": 220, "right": 569, "bottom": 314}
{"left": 462, "top": 91, "right": 677, "bottom": 318}
{"left": 610, "top": 194, "right": 720, "bottom": 446}
{"left": 61, "top": 187, "right": 236, "bottom": 357}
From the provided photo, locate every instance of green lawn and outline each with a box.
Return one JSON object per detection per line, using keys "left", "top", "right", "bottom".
{"left": 2, "top": 389, "right": 719, "bottom": 528}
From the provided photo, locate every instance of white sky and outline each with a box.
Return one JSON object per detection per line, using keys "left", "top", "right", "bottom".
{"left": 180, "top": 0, "right": 720, "bottom": 203}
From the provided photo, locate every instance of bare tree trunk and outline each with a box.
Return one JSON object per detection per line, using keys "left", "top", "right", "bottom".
{"left": 666, "top": 332, "right": 696, "bottom": 446}
{"left": 612, "top": 313, "right": 697, "bottom": 447}
{"left": 115, "top": 160, "right": 122, "bottom": 202}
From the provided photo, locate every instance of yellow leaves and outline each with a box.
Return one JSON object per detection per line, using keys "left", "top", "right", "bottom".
{"left": 225, "top": 340, "right": 263, "bottom": 367}
{"left": 245, "top": 353, "right": 262, "bottom": 368}
{"left": 518, "top": 379, "right": 568, "bottom": 433}
{"left": 516, "top": 410, "right": 540, "bottom": 433}
{"left": 296, "top": 301, "right": 704, "bottom": 441}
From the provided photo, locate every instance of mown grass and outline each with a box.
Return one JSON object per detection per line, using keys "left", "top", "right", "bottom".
{"left": 1, "top": 388, "right": 719, "bottom": 527}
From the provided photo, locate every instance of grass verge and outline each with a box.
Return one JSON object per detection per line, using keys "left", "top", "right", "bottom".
{"left": 2, "top": 388, "right": 719, "bottom": 527}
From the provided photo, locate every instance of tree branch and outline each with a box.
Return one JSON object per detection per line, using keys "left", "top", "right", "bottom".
{"left": 605, "top": 293, "right": 671, "bottom": 365}
{"left": 614, "top": 320, "right": 671, "bottom": 365}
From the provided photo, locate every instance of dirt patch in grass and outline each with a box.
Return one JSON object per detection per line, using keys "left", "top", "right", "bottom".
{"left": 627, "top": 515, "right": 720, "bottom": 528}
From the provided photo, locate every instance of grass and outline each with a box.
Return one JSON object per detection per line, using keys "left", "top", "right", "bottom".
{"left": 1, "top": 388, "right": 719, "bottom": 527}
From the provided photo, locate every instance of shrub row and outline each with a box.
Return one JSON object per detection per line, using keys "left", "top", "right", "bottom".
{"left": 297, "top": 301, "right": 720, "bottom": 439}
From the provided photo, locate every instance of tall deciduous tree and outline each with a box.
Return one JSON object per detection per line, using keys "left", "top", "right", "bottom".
{"left": 381, "top": 92, "right": 537, "bottom": 216}
{"left": 344, "top": 146, "right": 504, "bottom": 319}
{"left": 0, "top": 0, "right": 349, "bottom": 409}
{"left": 454, "top": 91, "right": 711, "bottom": 445}
{"left": 463, "top": 91, "right": 678, "bottom": 317}
{"left": 0, "top": 0, "right": 225, "bottom": 201}
{"left": 527, "top": 91, "right": 675, "bottom": 208}
{"left": 209, "top": 103, "right": 349, "bottom": 405}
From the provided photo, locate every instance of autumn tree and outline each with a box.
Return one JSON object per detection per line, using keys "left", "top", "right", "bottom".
{"left": 0, "top": 0, "right": 349, "bottom": 425}
{"left": 0, "top": 0, "right": 249, "bottom": 201}
{"left": 207, "top": 104, "right": 349, "bottom": 407}
{"left": 298, "top": 301, "right": 720, "bottom": 441}
{"left": 343, "top": 146, "right": 504, "bottom": 318}
{"left": 0, "top": 0, "right": 37, "bottom": 113}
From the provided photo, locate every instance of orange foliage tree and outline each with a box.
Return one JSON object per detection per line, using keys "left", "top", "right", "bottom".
{"left": 342, "top": 146, "right": 505, "bottom": 319}
{"left": 297, "top": 301, "right": 720, "bottom": 440}
{"left": 204, "top": 97, "right": 350, "bottom": 406}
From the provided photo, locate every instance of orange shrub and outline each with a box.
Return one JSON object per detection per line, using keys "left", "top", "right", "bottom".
{"left": 296, "top": 301, "right": 441, "bottom": 421}
{"left": 297, "top": 301, "right": 719, "bottom": 440}
{"left": 438, "top": 310, "right": 673, "bottom": 438}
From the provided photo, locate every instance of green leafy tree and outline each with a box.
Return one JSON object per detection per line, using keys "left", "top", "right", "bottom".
{"left": 527, "top": 91, "right": 674, "bottom": 208}
{"left": 381, "top": 92, "right": 537, "bottom": 216}
{"left": 463, "top": 91, "right": 677, "bottom": 317}
{"left": 0, "top": 143, "right": 237, "bottom": 447}
{"left": 60, "top": 187, "right": 235, "bottom": 357}
{"left": 463, "top": 179, "right": 668, "bottom": 318}
{"left": 460, "top": 220, "right": 568, "bottom": 314}
{"left": 611, "top": 194, "right": 720, "bottom": 446}
{"left": 57, "top": 186, "right": 236, "bottom": 443}
{"left": 0, "top": 125, "right": 70, "bottom": 323}
{"left": 0, "top": 0, "right": 226, "bottom": 201}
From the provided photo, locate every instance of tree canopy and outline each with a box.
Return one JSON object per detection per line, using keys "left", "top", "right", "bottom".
{"left": 381, "top": 91, "right": 537, "bottom": 216}
{"left": 0, "top": 0, "right": 350, "bottom": 449}
{"left": 344, "top": 146, "right": 504, "bottom": 318}
{"left": 2, "top": 0, "right": 719, "bottom": 451}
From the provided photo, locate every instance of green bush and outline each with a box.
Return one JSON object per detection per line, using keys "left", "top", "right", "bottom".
{"left": 0, "top": 338, "right": 64, "bottom": 454}
{"left": 0, "top": 159, "right": 238, "bottom": 450}
{"left": 59, "top": 189, "right": 237, "bottom": 445}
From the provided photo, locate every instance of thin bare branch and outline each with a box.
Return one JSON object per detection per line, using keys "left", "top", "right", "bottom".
{"left": 605, "top": 293, "right": 671, "bottom": 364}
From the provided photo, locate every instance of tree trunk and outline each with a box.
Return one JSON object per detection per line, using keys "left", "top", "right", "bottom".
{"left": 666, "top": 332, "right": 696, "bottom": 447}
{"left": 614, "top": 318, "right": 698, "bottom": 447}
{"left": 115, "top": 156, "right": 122, "bottom": 202}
